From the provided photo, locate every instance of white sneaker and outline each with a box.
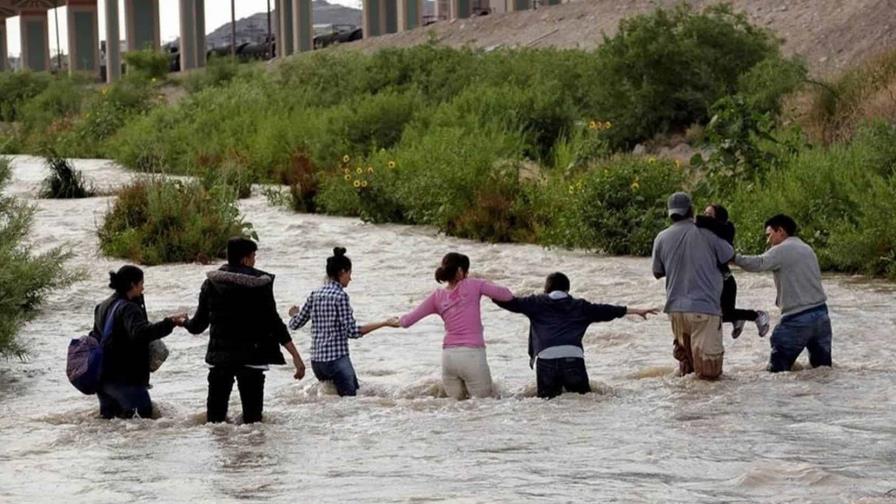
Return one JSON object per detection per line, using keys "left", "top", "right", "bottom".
{"left": 756, "top": 311, "right": 770, "bottom": 337}
{"left": 731, "top": 319, "right": 746, "bottom": 339}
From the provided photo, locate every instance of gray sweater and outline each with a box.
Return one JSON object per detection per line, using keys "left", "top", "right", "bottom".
{"left": 734, "top": 237, "right": 827, "bottom": 316}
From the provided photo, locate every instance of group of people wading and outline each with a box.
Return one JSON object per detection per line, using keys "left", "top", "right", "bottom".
{"left": 88, "top": 191, "right": 833, "bottom": 422}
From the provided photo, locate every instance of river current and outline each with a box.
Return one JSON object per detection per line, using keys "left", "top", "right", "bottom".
{"left": 1, "top": 156, "right": 894, "bottom": 503}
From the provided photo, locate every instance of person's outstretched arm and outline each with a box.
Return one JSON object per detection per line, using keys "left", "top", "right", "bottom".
{"left": 399, "top": 292, "right": 438, "bottom": 328}
{"left": 585, "top": 302, "right": 629, "bottom": 323}
{"left": 478, "top": 279, "right": 513, "bottom": 302}
{"left": 288, "top": 294, "right": 313, "bottom": 330}
{"left": 183, "top": 281, "right": 211, "bottom": 335}
{"left": 735, "top": 245, "right": 783, "bottom": 273}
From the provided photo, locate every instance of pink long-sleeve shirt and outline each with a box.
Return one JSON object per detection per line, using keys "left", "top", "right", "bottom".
{"left": 399, "top": 277, "right": 513, "bottom": 348}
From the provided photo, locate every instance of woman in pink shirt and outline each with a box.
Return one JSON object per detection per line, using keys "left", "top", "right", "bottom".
{"left": 398, "top": 253, "right": 513, "bottom": 399}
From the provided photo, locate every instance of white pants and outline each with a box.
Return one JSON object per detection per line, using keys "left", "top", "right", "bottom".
{"left": 441, "top": 347, "right": 494, "bottom": 399}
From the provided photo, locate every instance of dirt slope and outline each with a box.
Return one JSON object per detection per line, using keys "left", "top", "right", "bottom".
{"left": 342, "top": 0, "right": 896, "bottom": 75}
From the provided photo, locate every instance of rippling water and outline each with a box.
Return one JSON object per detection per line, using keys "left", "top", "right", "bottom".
{"left": 2, "top": 156, "right": 895, "bottom": 503}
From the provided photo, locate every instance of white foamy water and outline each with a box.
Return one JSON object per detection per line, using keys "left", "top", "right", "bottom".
{"left": 2, "top": 156, "right": 895, "bottom": 503}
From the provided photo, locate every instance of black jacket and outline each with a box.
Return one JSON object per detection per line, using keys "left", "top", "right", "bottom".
{"left": 184, "top": 264, "right": 292, "bottom": 366}
{"left": 494, "top": 294, "right": 626, "bottom": 365}
{"left": 94, "top": 294, "right": 175, "bottom": 385}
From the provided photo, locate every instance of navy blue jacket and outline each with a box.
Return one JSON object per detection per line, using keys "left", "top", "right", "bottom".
{"left": 494, "top": 294, "right": 626, "bottom": 364}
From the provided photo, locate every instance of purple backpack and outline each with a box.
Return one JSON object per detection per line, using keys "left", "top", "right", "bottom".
{"left": 66, "top": 300, "right": 124, "bottom": 395}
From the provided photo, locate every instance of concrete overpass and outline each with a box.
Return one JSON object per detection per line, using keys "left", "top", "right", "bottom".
{"left": 0, "top": 0, "right": 535, "bottom": 81}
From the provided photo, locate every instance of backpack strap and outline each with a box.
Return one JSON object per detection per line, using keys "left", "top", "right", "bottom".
{"left": 99, "top": 300, "right": 125, "bottom": 346}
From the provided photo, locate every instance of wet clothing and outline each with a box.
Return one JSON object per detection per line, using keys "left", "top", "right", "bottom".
{"left": 311, "top": 355, "right": 359, "bottom": 397}
{"left": 185, "top": 264, "right": 292, "bottom": 423}
{"left": 670, "top": 312, "right": 724, "bottom": 379}
{"left": 652, "top": 220, "right": 735, "bottom": 316}
{"left": 441, "top": 347, "right": 493, "bottom": 399}
{"left": 207, "top": 365, "right": 265, "bottom": 423}
{"left": 399, "top": 278, "right": 514, "bottom": 348}
{"left": 184, "top": 264, "right": 292, "bottom": 366}
{"left": 493, "top": 291, "right": 627, "bottom": 366}
{"left": 92, "top": 294, "right": 175, "bottom": 386}
{"left": 768, "top": 304, "right": 832, "bottom": 372}
{"left": 536, "top": 358, "right": 591, "bottom": 399}
{"left": 97, "top": 382, "right": 153, "bottom": 419}
{"left": 735, "top": 237, "right": 827, "bottom": 316}
{"left": 289, "top": 281, "right": 362, "bottom": 362}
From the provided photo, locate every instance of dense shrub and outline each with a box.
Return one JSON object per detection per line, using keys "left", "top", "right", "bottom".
{"left": 182, "top": 56, "right": 255, "bottom": 94}
{"left": 39, "top": 155, "right": 95, "bottom": 198}
{"left": 727, "top": 122, "right": 896, "bottom": 278}
{"left": 587, "top": 4, "right": 801, "bottom": 148}
{"left": 98, "top": 177, "right": 254, "bottom": 265}
{"left": 0, "top": 158, "right": 79, "bottom": 356}
{"left": 124, "top": 49, "right": 170, "bottom": 81}
{"left": 0, "top": 72, "right": 53, "bottom": 122}
{"left": 538, "top": 157, "right": 688, "bottom": 255}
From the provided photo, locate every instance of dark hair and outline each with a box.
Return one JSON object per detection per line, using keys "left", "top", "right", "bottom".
{"left": 710, "top": 204, "right": 729, "bottom": 224}
{"left": 544, "top": 272, "right": 570, "bottom": 293}
{"left": 227, "top": 237, "right": 258, "bottom": 266}
{"left": 326, "top": 247, "right": 352, "bottom": 279}
{"left": 435, "top": 252, "right": 470, "bottom": 283}
{"left": 670, "top": 207, "right": 694, "bottom": 222}
{"left": 764, "top": 214, "right": 798, "bottom": 236}
{"left": 109, "top": 265, "right": 144, "bottom": 295}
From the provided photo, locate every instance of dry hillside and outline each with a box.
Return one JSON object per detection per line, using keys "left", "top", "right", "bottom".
{"left": 343, "top": 0, "right": 896, "bottom": 75}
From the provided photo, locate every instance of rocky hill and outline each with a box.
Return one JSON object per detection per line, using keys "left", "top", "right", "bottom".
{"left": 205, "top": 1, "right": 364, "bottom": 47}
{"left": 342, "top": 0, "right": 896, "bottom": 76}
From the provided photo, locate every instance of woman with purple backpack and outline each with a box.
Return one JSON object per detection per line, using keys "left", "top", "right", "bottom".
{"left": 92, "top": 265, "right": 185, "bottom": 419}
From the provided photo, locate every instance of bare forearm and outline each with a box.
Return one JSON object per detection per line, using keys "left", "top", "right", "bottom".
{"left": 283, "top": 341, "right": 303, "bottom": 361}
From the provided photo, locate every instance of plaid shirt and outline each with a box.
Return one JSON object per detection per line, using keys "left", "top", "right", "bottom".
{"left": 289, "top": 281, "right": 362, "bottom": 362}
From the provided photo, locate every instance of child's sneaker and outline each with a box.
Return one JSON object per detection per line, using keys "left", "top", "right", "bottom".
{"left": 756, "top": 311, "right": 770, "bottom": 337}
{"left": 731, "top": 319, "right": 746, "bottom": 339}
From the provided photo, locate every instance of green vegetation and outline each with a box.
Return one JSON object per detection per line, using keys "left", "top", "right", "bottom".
{"left": 0, "top": 158, "right": 79, "bottom": 356}
{"left": 39, "top": 155, "right": 95, "bottom": 199}
{"left": 98, "top": 177, "right": 254, "bottom": 265}
{"left": 2, "top": 4, "right": 895, "bottom": 277}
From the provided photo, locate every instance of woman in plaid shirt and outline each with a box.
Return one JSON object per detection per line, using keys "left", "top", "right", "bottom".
{"left": 288, "top": 247, "right": 398, "bottom": 396}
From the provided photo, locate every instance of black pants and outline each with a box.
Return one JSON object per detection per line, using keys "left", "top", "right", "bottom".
{"left": 207, "top": 366, "right": 265, "bottom": 424}
{"left": 721, "top": 276, "right": 758, "bottom": 323}
{"left": 536, "top": 357, "right": 591, "bottom": 399}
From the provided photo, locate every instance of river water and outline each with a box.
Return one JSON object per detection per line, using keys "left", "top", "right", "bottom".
{"left": 1, "top": 156, "right": 894, "bottom": 503}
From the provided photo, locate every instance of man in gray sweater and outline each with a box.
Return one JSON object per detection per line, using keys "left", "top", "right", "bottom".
{"left": 734, "top": 214, "right": 832, "bottom": 372}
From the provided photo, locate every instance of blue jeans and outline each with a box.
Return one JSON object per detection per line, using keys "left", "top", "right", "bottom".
{"left": 311, "top": 356, "right": 359, "bottom": 396}
{"left": 768, "top": 304, "right": 832, "bottom": 372}
{"left": 97, "top": 382, "right": 153, "bottom": 419}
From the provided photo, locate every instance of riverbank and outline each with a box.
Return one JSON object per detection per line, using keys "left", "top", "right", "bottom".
{"left": 2, "top": 155, "right": 895, "bottom": 503}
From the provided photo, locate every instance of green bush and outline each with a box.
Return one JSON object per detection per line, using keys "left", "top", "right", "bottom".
{"left": 182, "top": 56, "right": 253, "bottom": 94}
{"left": 0, "top": 158, "right": 79, "bottom": 356}
{"left": 728, "top": 122, "right": 896, "bottom": 277}
{"left": 0, "top": 72, "right": 53, "bottom": 122}
{"left": 124, "top": 49, "right": 170, "bottom": 81}
{"left": 39, "top": 155, "right": 95, "bottom": 198}
{"left": 538, "top": 157, "right": 688, "bottom": 255}
{"left": 587, "top": 4, "right": 795, "bottom": 148}
{"left": 98, "top": 177, "right": 254, "bottom": 265}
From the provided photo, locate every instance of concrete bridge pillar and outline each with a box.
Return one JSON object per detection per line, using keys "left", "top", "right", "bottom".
{"left": 450, "top": 0, "right": 472, "bottom": 19}
{"left": 363, "top": 0, "right": 398, "bottom": 38}
{"left": 104, "top": 0, "right": 121, "bottom": 81}
{"left": 291, "top": 0, "right": 312, "bottom": 53}
{"left": 66, "top": 0, "right": 100, "bottom": 76}
{"left": 397, "top": 0, "right": 422, "bottom": 31}
{"left": 124, "top": 0, "right": 160, "bottom": 52}
{"left": 19, "top": 7, "right": 50, "bottom": 71}
{"left": 0, "top": 17, "right": 8, "bottom": 71}
{"left": 276, "top": 0, "right": 294, "bottom": 57}
{"left": 179, "top": 0, "right": 206, "bottom": 70}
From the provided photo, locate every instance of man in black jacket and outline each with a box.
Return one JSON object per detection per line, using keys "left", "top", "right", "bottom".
{"left": 494, "top": 273, "right": 655, "bottom": 399}
{"left": 185, "top": 238, "right": 306, "bottom": 423}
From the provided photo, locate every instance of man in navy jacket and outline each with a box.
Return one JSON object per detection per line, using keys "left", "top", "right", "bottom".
{"left": 495, "top": 273, "right": 655, "bottom": 398}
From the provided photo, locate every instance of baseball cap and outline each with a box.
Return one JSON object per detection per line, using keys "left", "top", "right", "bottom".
{"left": 667, "top": 192, "right": 692, "bottom": 217}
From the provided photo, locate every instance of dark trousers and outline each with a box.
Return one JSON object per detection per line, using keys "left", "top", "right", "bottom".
{"left": 768, "top": 304, "right": 833, "bottom": 372}
{"left": 536, "top": 357, "right": 591, "bottom": 399}
{"left": 311, "top": 356, "right": 359, "bottom": 396}
{"left": 97, "top": 382, "right": 153, "bottom": 419}
{"left": 207, "top": 366, "right": 266, "bottom": 424}
{"left": 721, "top": 276, "right": 759, "bottom": 323}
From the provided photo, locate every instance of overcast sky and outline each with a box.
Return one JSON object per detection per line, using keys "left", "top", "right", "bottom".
{"left": 4, "top": 0, "right": 360, "bottom": 57}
